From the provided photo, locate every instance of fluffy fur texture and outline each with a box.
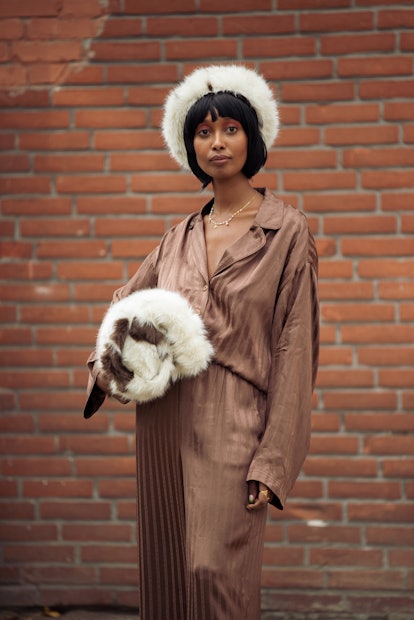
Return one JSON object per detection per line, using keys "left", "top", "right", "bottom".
{"left": 162, "top": 64, "right": 279, "bottom": 170}
{"left": 96, "top": 289, "right": 214, "bottom": 403}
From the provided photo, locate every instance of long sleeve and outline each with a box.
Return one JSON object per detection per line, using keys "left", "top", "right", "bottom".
{"left": 83, "top": 247, "right": 160, "bottom": 419}
{"left": 247, "top": 220, "right": 319, "bottom": 509}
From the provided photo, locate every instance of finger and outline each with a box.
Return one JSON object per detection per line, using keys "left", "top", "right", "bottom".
{"left": 247, "top": 480, "right": 258, "bottom": 507}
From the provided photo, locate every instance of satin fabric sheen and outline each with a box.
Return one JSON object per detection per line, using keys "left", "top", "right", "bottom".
{"left": 84, "top": 189, "right": 319, "bottom": 620}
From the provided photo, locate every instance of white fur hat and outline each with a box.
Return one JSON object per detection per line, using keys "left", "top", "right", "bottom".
{"left": 96, "top": 289, "right": 213, "bottom": 403}
{"left": 162, "top": 64, "right": 279, "bottom": 170}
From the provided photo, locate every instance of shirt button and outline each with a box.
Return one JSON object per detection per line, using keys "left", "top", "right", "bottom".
{"left": 202, "top": 285, "right": 208, "bottom": 292}
{"left": 195, "top": 307, "right": 201, "bottom": 315}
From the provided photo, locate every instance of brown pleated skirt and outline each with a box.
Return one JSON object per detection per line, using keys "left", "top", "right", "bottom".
{"left": 135, "top": 363, "right": 268, "bottom": 620}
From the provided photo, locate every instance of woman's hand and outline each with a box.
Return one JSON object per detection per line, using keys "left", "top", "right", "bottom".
{"left": 96, "top": 370, "right": 130, "bottom": 405}
{"left": 246, "top": 481, "right": 274, "bottom": 511}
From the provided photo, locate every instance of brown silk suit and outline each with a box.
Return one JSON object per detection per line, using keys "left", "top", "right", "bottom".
{"left": 84, "top": 189, "right": 320, "bottom": 620}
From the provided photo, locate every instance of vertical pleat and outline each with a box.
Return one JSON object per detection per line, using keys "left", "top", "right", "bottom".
{"left": 136, "top": 365, "right": 267, "bottom": 620}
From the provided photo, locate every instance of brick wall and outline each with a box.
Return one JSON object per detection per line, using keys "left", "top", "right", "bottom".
{"left": 0, "top": 0, "right": 413, "bottom": 615}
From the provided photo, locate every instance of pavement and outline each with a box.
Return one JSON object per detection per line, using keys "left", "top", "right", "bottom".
{"left": 0, "top": 611, "right": 139, "bottom": 620}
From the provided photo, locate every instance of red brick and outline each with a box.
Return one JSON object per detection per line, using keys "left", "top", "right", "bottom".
{"left": 324, "top": 215, "right": 396, "bottom": 234}
{"left": 107, "top": 63, "right": 177, "bottom": 85}
{"left": 378, "top": 8, "right": 414, "bottom": 28}
{"left": 23, "top": 479, "right": 92, "bottom": 498}
{"left": 73, "top": 283, "right": 123, "bottom": 302}
{"left": 27, "top": 17, "right": 99, "bottom": 39}
{"left": 343, "top": 325, "right": 414, "bottom": 344}
{"left": 35, "top": 326, "right": 96, "bottom": 345}
{"left": 384, "top": 102, "right": 414, "bottom": 121}
{"left": 53, "top": 88, "right": 125, "bottom": 107}
{"left": 0, "top": 110, "right": 69, "bottom": 129}
{"left": 124, "top": 0, "right": 194, "bottom": 14}
{"left": 40, "top": 500, "right": 111, "bottom": 520}
{"left": 322, "top": 303, "right": 394, "bottom": 323}
{"left": 0, "top": 176, "right": 51, "bottom": 194}
{"left": 0, "top": 479, "right": 18, "bottom": 496}
{"left": 328, "top": 480, "right": 401, "bottom": 500}
{"left": 321, "top": 32, "right": 394, "bottom": 55}
{"left": 2, "top": 457, "right": 72, "bottom": 477}
{"left": 310, "top": 435, "right": 359, "bottom": 454}
{"left": 199, "top": 0, "right": 271, "bottom": 10}
{"left": 0, "top": 523, "right": 57, "bottom": 542}
{"left": 342, "top": 237, "right": 414, "bottom": 256}
{"left": 20, "top": 217, "right": 90, "bottom": 237}
{"left": 101, "top": 17, "right": 144, "bottom": 38}
{"left": 311, "top": 547, "right": 383, "bottom": 567}
{"left": 56, "top": 175, "right": 126, "bottom": 194}
{"left": 360, "top": 79, "right": 414, "bottom": 100}
{"left": 357, "top": 347, "right": 414, "bottom": 367}
{"left": 304, "top": 457, "right": 377, "bottom": 477}
{"left": 110, "top": 239, "right": 159, "bottom": 259}
{"left": 2, "top": 198, "right": 71, "bottom": 215}
{"left": 328, "top": 125, "right": 398, "bottom": 146}
{"left": 98, "top": 479, "right": 136, "bottom": 499}
{"left": 383, "top": 459, "right": 414, "bottom": 478}
{"left": 61, "top": 523, "right": 133, "bottom": 542}
{"left": 75, "top": 109, "right": 146, "bottom": 128}
{"left": 382, "top": 192, "right": 414, "bottom": 211}
{"left": 4, "top": 544, "right": 75, "bottom": 563}
{"left": 343, "top": 147, "right": 414, "bottom": 168}
{"left": 358, "top": 259, "right": 414, "bottom": 278}
{"left": 0, "top": 262, "right": 52, "bottom": 280}
{"left": 57, "top": 261, "right": 123, "bottom": 281}
{"left": 318, "top": 282, "right": 373, "bottom": 300}
{"left": 60, "top": 65, "right": 103, "bottom": 85}
{"left": 316, "top": 369, "right": 373, "bottom": 388}
{"left": 324, "top": 391, "right": 397, "bottom": 410}
{"left": 0, "top": 18, "right": 25, "bottom": 39}
{"left": 348, "top": 502, "right": 414, "bottom": 523}
{"left": 131, "top": 173, "right": 200, "bottom": 194}
{"left": 147, "top": 15, "right": 216, "bottom": 36}
{"left": 20, "top": 305, "right": 89, "bottom": 323}
{"left": 38, "top": 412, "right": 109, "bottom": 433}
{"left": 81, "top": 544, "right": 137, "bottom": 563}
{"left": 307, "top": 103, "right": 379, "bottom": 124}
{"left": 283, "top": 171, "right": 356, "bottom": 191}
{"left": 339, "top": 56, "right": 412, "bottom": 77}
{"left": 300, "top": 11, "right": 373, "bottom": 32}
{"left": 0, "top": 414, "right": 35, "bottom": 433}
{"left": 329, "top": 569, "right": 404, "bottom": 591}
{"left": 366, "top": 525, "right": 414, "bottom": 546}
{"left": 90, "top": 40, "right": 160, "bottom": 62}
{"left": 401, "top": 32, "right": 414, "bottom": 51}
{"left": 76, "top": 196, "right": 146, "bottom": 214}
{"left": 260, "top": 59, "right": 333, "bottom": 81}
{"left": 365, "top": 434, "right": 414, "bottom": 454}
{"left": 288, "top": 524, "right": 360, "bottom": 545}
{"left": 303, "top": 193, "right": 376, "bottom": 212}
{"left": 261, "top": 568, "right": 323, "bottom": 589}
{"left": 59, "top": 435, "right": 130, "bottom": 455}
{"left": 110, "top": 152, "right": 177, "bottom": 172}
{"left": 61, "top": 0, "right": 103, "bottom": 17}
{"left": 166, "top": 39, "right": 237, "bottom": 61}
{"left": 12, "top": 40, "right": 82, "bottom": 63}
{"left": 0, "top": 501, "right": 35, "bottom": 520}
{"left": 282, "top": 81, "right": 355, "bottom": 104}
{"left": 0, "top": 1, "right": 59, "bottom": 17}
{"left": 94, "top": 129, "right": 163, "bottom": 150}
{"left": 268, "top": 149, "right": 336, "bottom": 169}
{"left": 95, "top": 218, "right": 165, "bottom": 237}
{"left": 318, "top": 261, "right": 353, "bottom": 279}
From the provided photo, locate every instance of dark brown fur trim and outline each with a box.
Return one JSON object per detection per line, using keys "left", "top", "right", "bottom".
{"left": 129, "top": 318, "right": 165, "bottom": 345}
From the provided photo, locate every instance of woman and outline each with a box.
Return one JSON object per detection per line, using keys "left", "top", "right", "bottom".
{"left": 84, "top": 65, "right": 319, "bottom": 620}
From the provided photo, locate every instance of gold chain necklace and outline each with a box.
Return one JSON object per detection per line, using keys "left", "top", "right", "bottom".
{"left": 208, "top": 195, "right": 255, "bottom": 228}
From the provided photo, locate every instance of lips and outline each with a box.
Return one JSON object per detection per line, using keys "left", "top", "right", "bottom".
{"left": 210, "top": 155, "right": 230, "bottom": 162}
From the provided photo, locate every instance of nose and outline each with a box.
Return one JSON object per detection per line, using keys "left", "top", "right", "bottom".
{"left": 212, "top": 129, "right": 225, "bottom": 150}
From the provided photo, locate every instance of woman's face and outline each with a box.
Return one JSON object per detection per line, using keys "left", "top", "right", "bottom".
{"left": 193, "top": 112, "right": 248, "bottom": 181}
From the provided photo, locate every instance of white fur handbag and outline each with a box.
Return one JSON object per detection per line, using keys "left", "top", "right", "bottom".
{"left": 96, "top": 288, "right": 213, "bottom": 403}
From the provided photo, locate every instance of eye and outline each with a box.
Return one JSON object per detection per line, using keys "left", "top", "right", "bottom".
{"left": 226, "top": 124, "right": 239, "bottom": 134}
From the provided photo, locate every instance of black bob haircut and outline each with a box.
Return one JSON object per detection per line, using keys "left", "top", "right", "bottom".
{"left": 183, "top": 91, "right": 268, "bottom": 188}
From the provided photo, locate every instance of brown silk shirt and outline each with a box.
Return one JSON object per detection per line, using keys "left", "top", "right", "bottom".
{"left": 85, "top": 189, "right": 319, "bottom": 508}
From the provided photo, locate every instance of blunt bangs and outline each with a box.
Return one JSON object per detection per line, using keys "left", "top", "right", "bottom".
{"left": 183, "top": 91, "right": 268, "bottom": 187}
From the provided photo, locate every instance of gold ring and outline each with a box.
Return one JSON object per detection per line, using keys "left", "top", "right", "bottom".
{"left": 259, "top": 489, "right": 271, "bottom": 502}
